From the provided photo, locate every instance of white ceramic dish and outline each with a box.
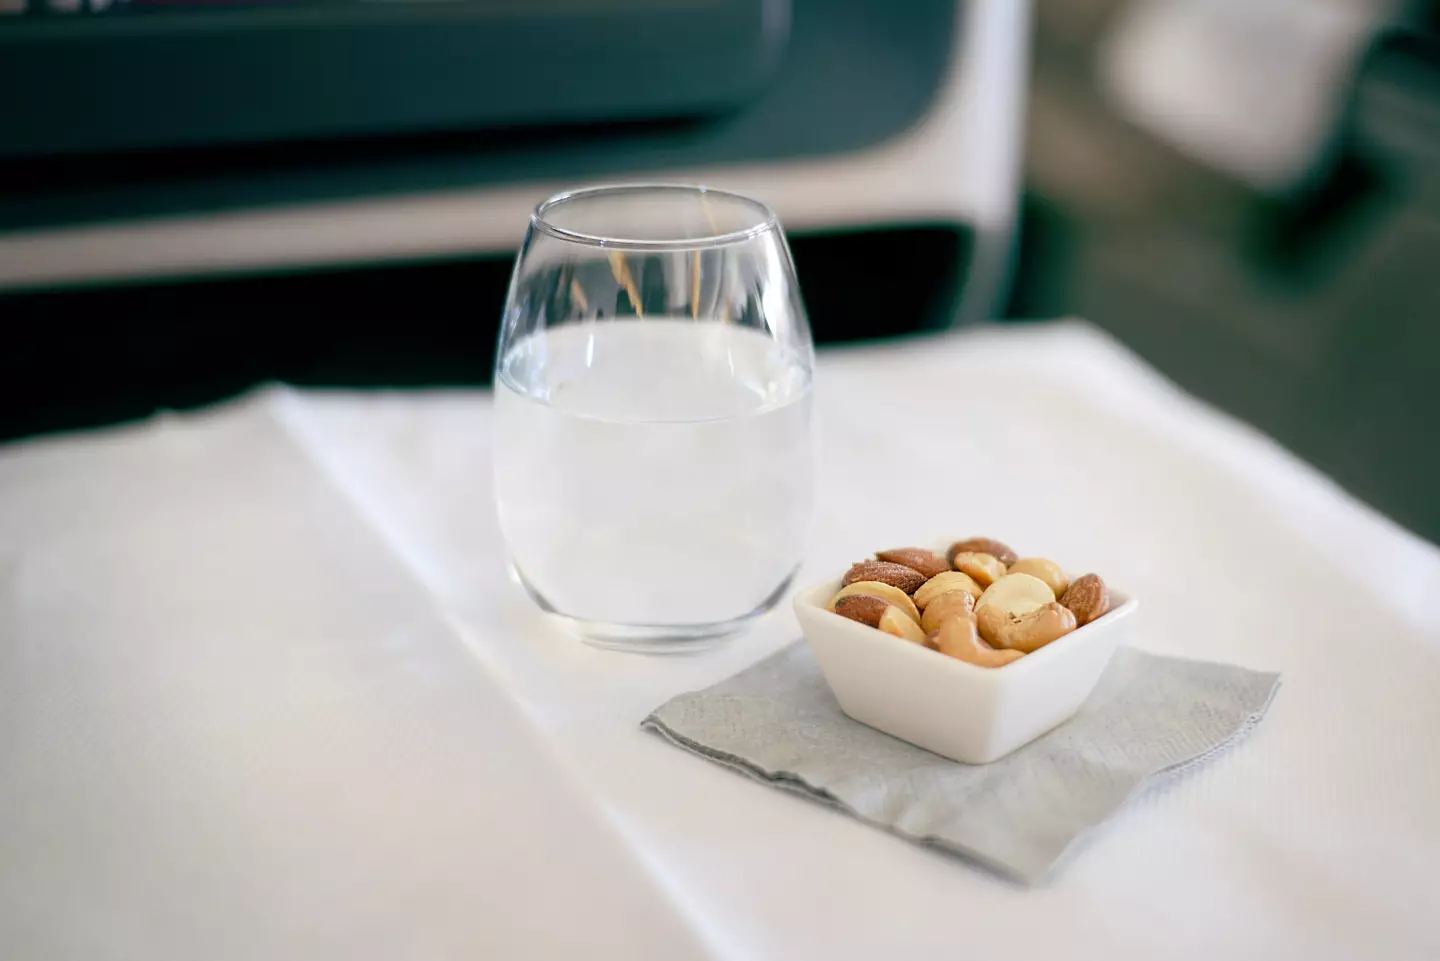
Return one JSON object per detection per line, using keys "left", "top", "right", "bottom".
{"left": 794, "top": 574, "right": 1138, "bottom": 764}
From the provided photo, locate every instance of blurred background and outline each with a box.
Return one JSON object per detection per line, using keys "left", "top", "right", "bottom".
{"left": 2, "top": 0, "right": 1437, "bottom": 538}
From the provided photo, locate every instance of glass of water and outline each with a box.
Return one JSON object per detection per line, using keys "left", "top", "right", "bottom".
{"left": 493, "top": 184, "right": 816, "bottom": 652}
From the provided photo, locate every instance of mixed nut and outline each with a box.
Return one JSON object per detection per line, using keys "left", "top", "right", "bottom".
{"left": 826, "top": 538, "right": 1111, "bottom": 668}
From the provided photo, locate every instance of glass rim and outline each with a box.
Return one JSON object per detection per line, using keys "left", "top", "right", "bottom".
{"left": 530, "top": 183, "right": 780, "bottom": 251}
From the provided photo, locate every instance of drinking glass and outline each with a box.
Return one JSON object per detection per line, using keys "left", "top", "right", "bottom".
{"left": 493, "top": 184, "right": 816, "bottom": 652}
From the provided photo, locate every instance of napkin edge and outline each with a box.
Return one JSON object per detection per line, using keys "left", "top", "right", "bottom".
{"left": 642, "top": 714, "right": 1035, "bottom": 884}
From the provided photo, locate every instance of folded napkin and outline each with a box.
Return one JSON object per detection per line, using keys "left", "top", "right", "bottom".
{"left": 644, "top": 644, "right": 1280, "bottom": 883}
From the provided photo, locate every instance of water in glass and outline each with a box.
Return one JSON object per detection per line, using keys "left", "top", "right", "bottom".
{"left": 492, "top": 184, "right": 815, "bottom": 650}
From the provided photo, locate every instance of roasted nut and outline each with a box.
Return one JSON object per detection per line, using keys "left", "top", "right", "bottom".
{"left": 919, "top": 590, "right": 976, "bottom": 634}
{"left": 975, "top": 572, "right": 1056, "bottom": 617}
{"left": 832, "top": 542, "right": 1105, "bottom": 659}
{"left": 842, "top": 560, "right": 925, "bottom": 594}
{"left": 1060, "top": 573, "right": 1110, "bottom": 625}
{"left": 875, "top": 547, "right": 950, "bottom": 579}
{"left": 932, "top": 613, "right": 1025, "bottom": 667}
{"left": 829, "top": 581, "right": 921, "bottom": 624}
{"left": 975, "top": 605, "right": 1005, "bottom": 647}
{"left": 913, "top": 571, "right": 985, "bottom": 608}
{"left": 950, "top": 551, "right": 1007, "bottom": 588}
{"left": 947, "top": 537, "right": 1018, "bottom": 568}
{"left": 1007, "top": 558, "right": 1070, "bottom": 598}
{"left": 878, "top": 606, "right": 928, "bottom": 645}
{"left": 975, "top": 572, "right": 1055, "bottom": 646}
{"left": 832, "top": 594, "right": 889, "bottom": 628}
{"left": 980, "top": 602, "right": 1077, "bottom": 653}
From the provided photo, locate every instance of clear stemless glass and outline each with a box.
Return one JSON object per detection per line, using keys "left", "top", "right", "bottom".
{"left": 493, "top": 184, "right": 816, "bottom": 652}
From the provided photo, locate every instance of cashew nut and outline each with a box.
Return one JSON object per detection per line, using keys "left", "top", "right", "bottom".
{"left": 980, "top": 602, "right": 1077, "bottom": 653}
{"left": 950, "top": 551, "right": 1007, "bottom": 588}
{"left": 829, "top": 580, "right": 920, "bottom": 624}
{"left": 932, "top": 613, "right": 1025, "bottom": 667}
{"left": 975, "top": 572, "right": 1055, "bottom": 618}
{"left": 878, "top": 606, "right": 928, "bottom": 645}
{"left": 1006, "top": 557, "right": 1070, "bottom": 598}
{"left": 919, "top": 590, "right": 976, "bottom": 634}
{"left": 913, "top": 571, "right": 984, "bottom": 609}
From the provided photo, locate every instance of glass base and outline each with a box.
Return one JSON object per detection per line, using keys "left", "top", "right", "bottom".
{"left": 514, "top": 567, "right": 796, "bottom": 654}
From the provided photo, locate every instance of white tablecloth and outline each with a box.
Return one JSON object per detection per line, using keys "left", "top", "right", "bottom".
{"left": 3, "top": 322, "right": 1438, "bottom": 960}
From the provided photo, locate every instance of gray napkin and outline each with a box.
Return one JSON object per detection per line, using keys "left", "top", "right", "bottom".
{"left": 643, "top": 643, "right": 1280, "bottom": 883}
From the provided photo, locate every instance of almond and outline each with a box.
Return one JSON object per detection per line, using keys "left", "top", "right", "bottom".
{"left": 832, "top": 594, "right": 889, "bottom": 628}
{"left": 947, "top": 537, "right": 1018, "bottom": 568}
{"left": 1060, "top": 573, "right": 1110, "bottom": 625}
{"left": 829, "top": 581, "right": 921, "bottom": 624}
{"left": 874, "top": 547, "right": 950, "bottom": 579}
{"left": 841, "top": 560, "right": 925, "bottom": 594}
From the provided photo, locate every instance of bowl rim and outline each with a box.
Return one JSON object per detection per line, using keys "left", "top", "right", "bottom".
{"left": 794, "top": 577, "right": 1138, "bottom": 680}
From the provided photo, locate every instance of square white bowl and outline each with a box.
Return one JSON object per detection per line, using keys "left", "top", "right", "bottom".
{"left": 794, "top": 577, "right": 1138, "bottom": 764}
